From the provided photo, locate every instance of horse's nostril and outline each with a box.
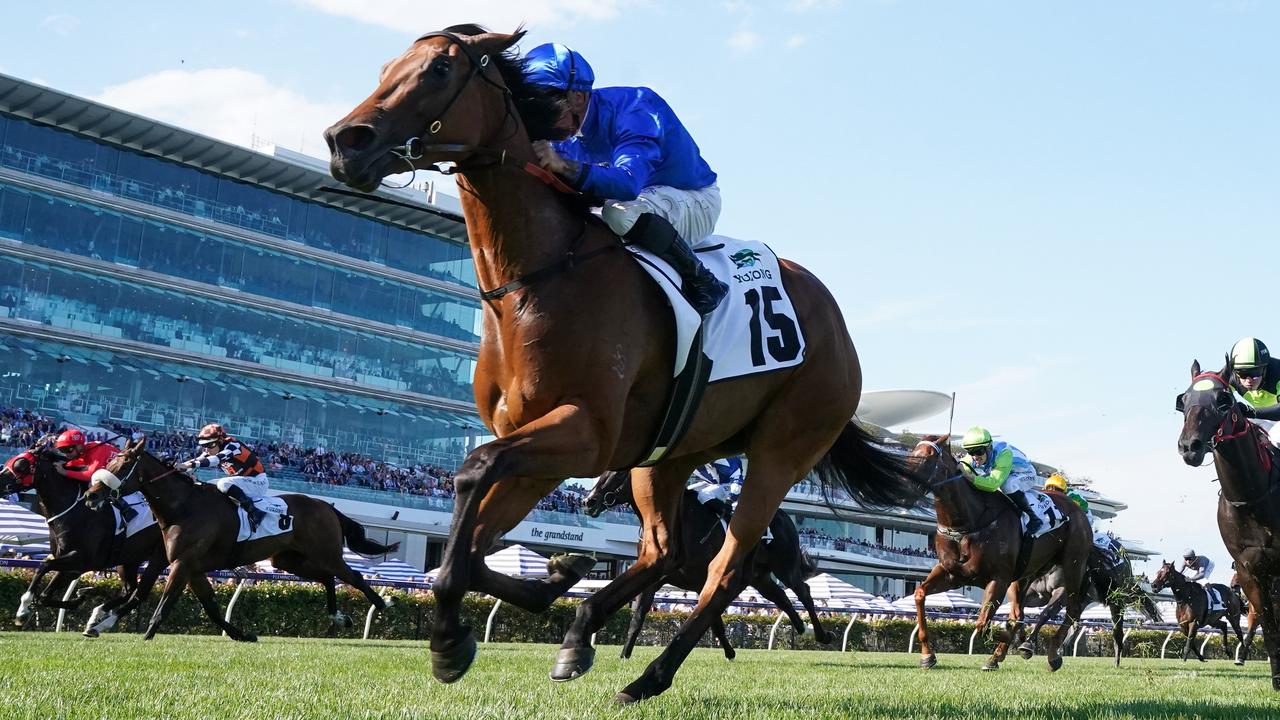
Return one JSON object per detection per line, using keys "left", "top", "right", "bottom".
{"left": 335, "top": 125, "right": 379, "bottom": 152}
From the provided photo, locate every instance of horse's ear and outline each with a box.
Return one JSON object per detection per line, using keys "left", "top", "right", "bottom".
{"left": 136, "top": 435, "right": 148, "bottom": 452}
{"left": 938, "top": 434, "right": 951, "bottom": 445}
{"left": 466, "top": 27, "right": 526, "bottom": 57}
{"left": 1223, "top": 352, "right": 1234, "bottom": 380}
{"left": 1190, "top": 360, "right": 1201, "bottom": 378}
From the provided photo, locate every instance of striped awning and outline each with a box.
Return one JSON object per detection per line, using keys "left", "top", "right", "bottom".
{"left": 892, "top": 589, "right": 981, "bottom": 611}
{"left": 483, "top": 544, "right": 549, "bottom": 578}
{"left": 0, "top": 498, "right": 47, "bottom": 543}
{"left": 370, "top": 558, "right": 425, "bottom": 583}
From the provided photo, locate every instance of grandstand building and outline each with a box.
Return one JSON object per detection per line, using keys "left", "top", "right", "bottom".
{"left": 0, "top": 74, "right": 1153, "bottom": 593}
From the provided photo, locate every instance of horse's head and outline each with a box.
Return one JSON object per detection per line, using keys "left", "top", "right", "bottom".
{"left": 84, "top": 437, "right": 150, "bottom": 510}
{"left": 1149, "top": 560, "right": 1179, "bottom": 592}
{"left": 1176, "top": 358, "right": 1244, "bottom": 466}
{"left": 583, "top": 470, "right": 632, "bottom": 518}
{"left": 325, "top": 24, "right": 541, "bottom": 192}
{"left": 0, "top": 449, "right": 39, "bottom": 495}
{"left": 906, "top": 434, "right": 962, "bottom": 492}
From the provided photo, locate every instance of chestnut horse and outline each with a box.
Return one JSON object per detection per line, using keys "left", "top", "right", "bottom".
{"left": 906, "top": 435, "right": 1091, "bottom": 671}
{"left": 1151, "top": 560, "right": 1246, "bottom": 663}
{"left": 85, "top": 438, "right": 397, "bottom": 640}
{"left": 1177, "top": 360, "right": 1280, "bottom": 688}
{"left": 325, "top": 25, "right": 925, "bottom": 702}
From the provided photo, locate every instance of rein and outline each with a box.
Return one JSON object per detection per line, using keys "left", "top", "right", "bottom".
{"left": 1210, "top": 405, "right": 1278, "bottom": 508}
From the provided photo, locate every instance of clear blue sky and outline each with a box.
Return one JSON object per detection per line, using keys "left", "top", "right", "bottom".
{"left": 5, "top": 1, "right": 1278, "bottom": 577}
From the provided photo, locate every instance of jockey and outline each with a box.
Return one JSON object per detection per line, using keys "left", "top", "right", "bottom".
{"left": 180, "top": 423, "right": 267, "bottom": 531}
{"left": 1229, "top": 337, "right": 1280, "bottom": 447}
{"left": 960, "top": 426, "right": 1046, "bottom": 534}
{"left": 1046, "top": 473, "right": 1118, "bottom": 565}
{"left": 1180, "top": 549, "right": 1215, "bottom": 583}
{"left": 49, "top": 429, "right": 137, "bottom": 521}
{"left": 687, "top": 456, "right": 746, "bottom": 521}
{"left": 522, "top": 43, "right": 729, "bottom": 316}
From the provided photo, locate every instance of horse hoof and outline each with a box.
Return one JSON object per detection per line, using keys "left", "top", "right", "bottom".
{"left": 1048, "top": 656, "right": 1063, "bottom": 672}
{"left": 548, "top": 553, "right": 596, "bottom": 580}
{"left": 920, "top": 655, "right": 937, "bottom": 670}
{"left": 725, "top": 650, "right": 737, "bottom": 662}
{"left": 981, "top": 662, "right": 999, "bottom": 672}
{"left": 550, "top": 646, "right": 595, "bottom": 682}
{"left": 431, "top": 632, "right": 478, "bottom": 684}
{"left": 238, "top": 633, "right": 258, "bottom": 643}
{"left": 1271, "top": 674, "right": 1280, "bottom": 691}
{"left": 83, "top": 628, "right": 100, "bottom": 639}
{"left": 615, "top": 692, "right": 640, "bottom": 706}
{"left": 1234, "top": 660, "right": 1245, "bottom": 667}
{"left": 1017, "top": 643, "right": 1034, "bottom": 660}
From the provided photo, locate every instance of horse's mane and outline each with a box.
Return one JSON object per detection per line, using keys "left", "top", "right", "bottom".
{"left": 442, "top": 24, "right": 566, "bottom": 141}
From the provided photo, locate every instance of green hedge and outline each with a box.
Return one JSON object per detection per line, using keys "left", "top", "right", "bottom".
{"left": 0, "top": 572, "right": 1263, "bottom": 660}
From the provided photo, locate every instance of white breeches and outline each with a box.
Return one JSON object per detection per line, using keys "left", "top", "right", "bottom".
{"left": 1252, "top": 419, "right": 1280, "bottom": 447}
{"left": 689, "top": 480, "right": 730, "bottom": 505}
{"left": 602, "top": 184, "right": 722, "bottom": 245}
{"left": 997, "top": 471, "right": 1034, "bottom": 495}
{"left": 216, "top": 474, "right": 268, "bottom": 498}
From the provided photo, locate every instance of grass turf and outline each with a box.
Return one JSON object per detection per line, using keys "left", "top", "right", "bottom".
{"left": 0, "top": 633, "right": 1276, "bottom": 719}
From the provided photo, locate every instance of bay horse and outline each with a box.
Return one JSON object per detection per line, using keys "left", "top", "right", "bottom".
{"left": 1151, "top": 560, "right": 1246, "bottom": 663}
{"left": 1011, "top": 544, "right": 1161, "bottom": 666}
{"left": 84, "top": 438, "right": 397, "bottom": 640}
{"left": 1177, "top": 359, "right": 1280, "bottom": 687}
{"left": 0, "top": 448, "right": 167, "bottom": 637}
{"left": 906, "top": 435, "right": 1092, "bottom": 671}
{"left": 325, "top": 24, "right": 926, "bottom": 701}
{"left": 582, "top": 469, "right": 834, "bottom": 659}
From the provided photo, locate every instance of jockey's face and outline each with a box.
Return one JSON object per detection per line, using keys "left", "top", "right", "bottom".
{"left": 547, "top": 90, "right": 590, "bottom": 141}
{"left": 1237, "top": 368, "right": 1264, "bottom": 391}
{"left": 968, "top": 448, "right": 989, "bottom": 465}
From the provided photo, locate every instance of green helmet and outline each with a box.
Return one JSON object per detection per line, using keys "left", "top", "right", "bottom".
{"left": 962, "top": 426, "right": 993, "bottom": 452}
{"left": 1231, "top": 337, "right": 1271, "bottom": 371}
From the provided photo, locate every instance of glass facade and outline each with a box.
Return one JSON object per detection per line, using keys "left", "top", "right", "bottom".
{"left": 0, "top": 111, "right": 484, "bottom": 467}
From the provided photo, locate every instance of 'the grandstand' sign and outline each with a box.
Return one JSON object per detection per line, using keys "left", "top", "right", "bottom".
{"left": 504, "top": 521, "right": 608, "bottom": 550}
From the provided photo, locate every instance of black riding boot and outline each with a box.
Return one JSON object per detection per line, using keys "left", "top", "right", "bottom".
{"left": 623, "top": 213, "right": 728, "bottom": 315}
{"left": 225, "top": 484, "right": 265, "bottom": 532}
{"left": 111, "top": 497, "right": 138, "bottom": 523}
{"left": 703, "top": 497, "right": 734, "bottom": 523}
{"left": 1009, "top": 490, "right": 1043, "bottom": 535}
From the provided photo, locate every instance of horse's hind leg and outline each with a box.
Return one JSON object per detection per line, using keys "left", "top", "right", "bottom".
{"left": 711, "top": 615, "right": 736, "bottom": 660}
{"left": 1111, "top": 606, "right": 1125, "bottom": 667}
{"left": 754, "top": 577, "right": 806, "bottom": 636}
{"left": 621, "top": 586, "right": 657, "bottom": 660}
{"left": 782, "top": 570, "right": 834, "bottom": 644}
{"left": 975, "top": 579, "right": 1012, "bottom": 671}
{"left": 97, "top": 546, "right": 168, "bottom": 637}
{"left": 85, "top": 564, "right": 137, "bottom": 637}
{"left": 144, "top": 562, "right": 193, "bottom": 640}
{"left": 185, "top": 568, "right": 256, "bottom": 642}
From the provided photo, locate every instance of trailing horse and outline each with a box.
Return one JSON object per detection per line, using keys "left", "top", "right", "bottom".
{"left": 1177, "top": 359, "right": 1280, "bottom": 687}
{"left": 1151, "top": 560, "right": 1246, "bottom": 663}
{"left": 0, "top": 448, "right": 166, "bottom": 637}
{"left": 84, "top": 438, "right": 397, "bottom": 640}
{"left": 906, "top": 435, "right": 1092, "bottom": 672}
{"left": 583, "top": 469, "right": 833, "bottom": 659}
{"left": 325, "top": 25, "right": 926, "bottom": 702}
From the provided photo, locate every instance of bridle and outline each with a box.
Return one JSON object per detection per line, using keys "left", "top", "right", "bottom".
{"left": 912, "top": 441, "right": 965, "bottom": 490}
{"left": 1182, "top": 372, "right": 1277, "bottom": 504}
{"left": 383, "top": 31, "right": 577, "bottom": 195}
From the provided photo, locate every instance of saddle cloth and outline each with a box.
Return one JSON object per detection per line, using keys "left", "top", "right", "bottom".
{"left": 1205, "top": 585, "right": 1226, "bottom": 613}
{"left": 1020, "top": 489, "right": 1068, "bottom": 539}
{"left": 236, "top": 496, "right": 292, "bottom": 543}
{"left": 626, "top": 235, "right": 807, "bottom": 382}
{"left": 110, "top": 491, "right": 157, "bottom": 539}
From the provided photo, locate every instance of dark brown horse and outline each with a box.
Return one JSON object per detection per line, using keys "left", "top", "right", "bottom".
{"left": 1151, "top": 560, "right": 1246, "bottom": 663}
{"left": 84, "top": 438, "right": 397, "bottom": 640}
{"left": 906, "top": 435, "right": 1092, "bottom": 671}
{"left": 1, "top": 449, "right": 167, "bottom": 637}
{"left": 325, "top": 25, "right": 925, "bottom": 702}
{"left": 582, "top": 470, "right": 833, "bottom": 659}
{"left": 1176, "top": 359, "right": 1280, "bottom": 686}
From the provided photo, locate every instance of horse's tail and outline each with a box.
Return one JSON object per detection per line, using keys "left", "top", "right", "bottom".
{"left": 334, "top": 508, "right": 400, "bottom": 555}
{"left": 1140, "top": 593, "right": 1162, "bottom": 623}
{"left": 813, "top": 421, "right": 927, "bottom": 510}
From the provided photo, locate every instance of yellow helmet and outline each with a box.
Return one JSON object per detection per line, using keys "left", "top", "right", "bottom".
{"left": 1044, "top": 474, "right": 1068, "bottom": 493}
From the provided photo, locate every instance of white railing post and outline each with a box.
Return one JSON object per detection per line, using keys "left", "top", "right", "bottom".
{"left": 766, "top": 612, "right": 786, "bottom": 650}
{"left": 363, "top": 601, "right": 378, "bottom": 640}
{"left": 54, "top": 579, "right": 80, "bottom": 633}
{"left": 1160, "top": 629, "right": 1178, "bottom": 659}
{"left": 1199, "top": 630, "right": 1213, "bottom": 658}
{"left": 222, "top": 579, "right": 253, "bottom": 637}
{"left": 908, "top": 622, "right": 920, "bottom": 653}
{"left": 483, "top": 600, "right": 503, "bottom": 643}
{"left": 967, "top": 626, "right": 980, "bottom": 655}
{"left": 1072, "top": 626, "right": 1088, "bottom": 656}
{"left": 841, "top": 614, "right": 858, "bottom": 652}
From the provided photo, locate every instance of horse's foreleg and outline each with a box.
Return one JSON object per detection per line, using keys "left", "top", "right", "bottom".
{"left": 992, "top": 583, "right": 1024, "bottom": 665}
{"left": 144, "top": 562, "right": 191, "bottom": 640}
{"left": 1181, "top": 623, "right": 1198, "bottom": 662}
{"left": 784, "top": 571, "right": 833, "bottom": 644}
{"left": 976, "top": 579, "right": 1011, "bottom": 671}
{"left": 84, "top": 564, "right": 137, "bottom": 638}
{"left": 754, "top": 577, "right": 806, "bottom": 636}
{"left": 430, "top": 404, "right": 618, "bottom": 685}
{"left": 185, "top": 568, "right": 256, "bottom": 642}
{"left": 1111, "top": 605, "right": 1125, "bottom": 667}
{"left": 621, "top": 586, "right": 658, "bottom": 660}
{"left": 555, "top": 463, "right": 691, "bottom": 681}
{"left": 915, "top": 564, "right": 953, "bottom": 669}
{"left": 711, "top": 615, "right": 736, "bottom": 661}
{"left": 1022, "top": 587, "right": 1067, "bottom": 659}
{"left": 101, "top": 547, "right": 168, "bottom": 635}
{"left": 1044, "top": 589, "right": 1084, "bottom": 672}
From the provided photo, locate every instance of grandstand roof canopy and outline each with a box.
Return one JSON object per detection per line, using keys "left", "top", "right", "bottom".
{"left": 857, "top": 390, "right": 953, "bottom": 428}
{"left": 0, "top": 72, "right": 467, "bottom": 243}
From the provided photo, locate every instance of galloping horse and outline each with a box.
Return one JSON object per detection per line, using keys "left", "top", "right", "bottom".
{"left": 85, "top": 438, "right": 397, "bottom": 640}
{"left": 325, "top": 25, "right": 925, "bottom": 701}
{"left": 1012, "top": 545, "right": 1161, "bottom": 666}
{"left": 582, "top": 470, "right": 833, "bottom": 659}
{"left": 1177, "top": 360, "right": 1280, "bottom": 687}
{"left": 1, "top": 449, "right": 167, "bottom": 637}
{"left": 1151, "top": 560, "right": 1247, "bottom": 663}
{"left": 906, "top": 435, "right": 1092, "bottom": 671}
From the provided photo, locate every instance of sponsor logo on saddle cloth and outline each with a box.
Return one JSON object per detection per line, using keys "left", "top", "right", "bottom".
{"left": 1021, "top": 489, "right": 1068, "bottom": 538}
{"left": 625, "top": 236, "right": 807, "bottom": 382}
{"left": 237, "top": 496, "right": 292, "bottom": 543}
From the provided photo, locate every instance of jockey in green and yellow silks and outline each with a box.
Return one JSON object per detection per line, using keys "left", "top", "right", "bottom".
{"left": 960, "top": 426, "right": 1044, "bottom": 534}
{"left": 1230, "top": 337, "right": 1280, "bottom": 448}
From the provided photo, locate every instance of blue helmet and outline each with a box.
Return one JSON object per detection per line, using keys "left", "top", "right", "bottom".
{"left": 523, "top": 43, "right": 594, "bottom": 92}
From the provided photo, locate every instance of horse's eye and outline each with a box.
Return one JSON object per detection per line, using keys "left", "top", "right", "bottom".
{"left": 431, "top": 61, "right": 451, "bottom": 79}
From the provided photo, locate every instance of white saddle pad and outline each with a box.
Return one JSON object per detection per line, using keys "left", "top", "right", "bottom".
{"left": 1020, "top": 489, "right": 1068, "bottom": 538}
{"left": 627, "top": 236, "right": 807, "bottom": 382}
{"left": 236, "top": 496, "right": 292, "bottom": 543}
{"left": 1205, "top": 586, "right": 1225, "bottom": 612}
{"left": 111, "top": 491, "right": 157, "bottom": 538}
